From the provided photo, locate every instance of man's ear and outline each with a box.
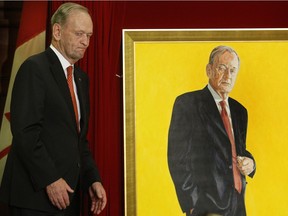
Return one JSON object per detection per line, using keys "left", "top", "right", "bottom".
{"left": 206, "top": 64, "right": 212, "bottom": 78}
{"left": 52, "top": 23, "right": 61, "bottom": 41}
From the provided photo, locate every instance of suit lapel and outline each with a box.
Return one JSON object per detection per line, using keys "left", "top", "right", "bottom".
{"left": 46, "top": 48, "right": 78, "bottom": 131}
{"left": 199, "top": 87, "right": 232, "bottom": 161}
{"left": 199, "top": 87, "right": 228, "bottom": 137}
{"left": 229, "top": 99, "right": 242, "bottom": 155}
{"left": 74, "top": 67, "right": 88, "bottom": 134}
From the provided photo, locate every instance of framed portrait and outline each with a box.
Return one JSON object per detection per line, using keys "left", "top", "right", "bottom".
{"left": 123, "top": 29, "right": 288, "bottom": 216}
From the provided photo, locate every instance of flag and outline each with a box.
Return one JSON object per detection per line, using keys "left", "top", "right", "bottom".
{"left": 0, "top": 2, "right": 48, "bottom": 183}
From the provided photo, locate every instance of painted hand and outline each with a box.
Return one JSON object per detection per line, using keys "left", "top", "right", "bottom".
{"left": 237, "top": 156, "right": 254, "bottom": 175}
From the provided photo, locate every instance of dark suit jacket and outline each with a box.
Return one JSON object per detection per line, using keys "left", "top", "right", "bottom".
{"left": 0, "top": 48, "right": 101, "bottom": 212}
{"left": 168, "top": 86, "right": 255, "bottom": 215}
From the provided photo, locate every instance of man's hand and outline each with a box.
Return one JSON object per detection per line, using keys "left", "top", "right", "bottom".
{"left": 89, "top": 182, "right": 107, "bottom": 215}
{"left": 46, "top": 178, "right": 74, "bottom": 210}
{"left": 190, "top": 208, "right": 194, "bottom": 215}
{"left": 237, "top": 156, "right": 255, "bottom": 176}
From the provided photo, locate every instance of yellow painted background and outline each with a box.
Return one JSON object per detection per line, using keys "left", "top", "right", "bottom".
{"left": 134, "top": 42, "right": 288, "bottom": 215}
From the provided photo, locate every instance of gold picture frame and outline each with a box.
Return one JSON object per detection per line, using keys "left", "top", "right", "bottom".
{"left": 123, "top": 29, "right": 288, "bottom": 216}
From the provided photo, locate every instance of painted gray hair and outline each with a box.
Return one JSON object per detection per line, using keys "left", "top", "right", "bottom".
{"left": 51, "top": 2, "right": 89, "bottom": 27}
{"left": 208, "top": 45, "right": 240, "bottom": 66}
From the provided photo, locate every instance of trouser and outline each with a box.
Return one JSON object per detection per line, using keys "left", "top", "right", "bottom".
{"left": 187, "top": 189, "right": 246, "bottom": 216}
{"left": 223, "top": 189, "right": 246, "bottom": 216}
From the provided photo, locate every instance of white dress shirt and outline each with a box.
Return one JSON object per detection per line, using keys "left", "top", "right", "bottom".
{"left": 50, "top": 45, "right": 81, "bottom": 124}
{"left": 207, "top": 84, "right": 234, "bottom": 136}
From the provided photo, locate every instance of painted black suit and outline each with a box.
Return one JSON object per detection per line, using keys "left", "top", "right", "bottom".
{"left": 168, "top": 86, "right": 255, "bottom": 215}
{"left": 0, "top": 48, "right": 100, "bottom": 213}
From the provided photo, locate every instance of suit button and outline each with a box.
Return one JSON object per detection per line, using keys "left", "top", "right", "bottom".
{"left": 229, "top": 165, "right": 232, "bottom": 169}
{"left": 77, "top": 162, "right": 81, "bottom": 168}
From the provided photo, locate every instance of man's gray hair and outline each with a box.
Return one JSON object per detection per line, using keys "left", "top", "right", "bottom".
{"left": 51, "top": 2, "right": 89, "bottom": 27}
{"left": 208, "top": 45, "right": 240, "bottom": 66}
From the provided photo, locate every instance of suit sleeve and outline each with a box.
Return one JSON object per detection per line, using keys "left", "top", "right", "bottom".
{"left": 79, "top": 74, "right": 102, "bottom": 191}
{"left": 239, "top": 107, "right": 256, "bottom": 178}
{"left": 10, "top": 59, "right": 61, "bottom": 191}
{"left": 168, "top": 96, "right": 199, "bottom": 213}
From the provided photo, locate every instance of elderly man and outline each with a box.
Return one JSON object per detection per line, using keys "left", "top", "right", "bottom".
{"left": 168, "top": 45, "right": 255, "bottom": 216}
{"left": 0, "top": 3, "right": 106, "bottom": 216}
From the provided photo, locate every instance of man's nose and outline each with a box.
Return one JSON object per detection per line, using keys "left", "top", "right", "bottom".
{"left": 81, "top": 35, "right": 90, "bottom": 46}
{"left": 223, "top": 69, "right": 232, "bottom": 79}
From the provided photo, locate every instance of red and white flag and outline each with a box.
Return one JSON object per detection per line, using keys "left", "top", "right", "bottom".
{"left": 0, "top": 2, "right": 48, "bottom": 182}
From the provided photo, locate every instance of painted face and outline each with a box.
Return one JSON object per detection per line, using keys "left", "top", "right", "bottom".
{"left": 56, "top": 10, "right": 93, "bottom": 64}
{"left": 206, "top": 51, "right": 239, "bottom": 98}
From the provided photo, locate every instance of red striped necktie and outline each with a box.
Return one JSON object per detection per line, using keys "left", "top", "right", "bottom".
{"left": 67, "top": 66, "right": 79, "bottom": 131}
{"left": 220, "top": 100, "right": 242, "bottom": 193}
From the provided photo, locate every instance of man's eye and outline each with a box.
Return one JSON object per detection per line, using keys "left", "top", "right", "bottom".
{"left": 75, "top": 32, "right": 83, "bottom": 37}
{"left": 220, "top": 66, "right": 226, "bottom": 70}
{"left": 217, "top": 66, "right": 227, "bottom": 72}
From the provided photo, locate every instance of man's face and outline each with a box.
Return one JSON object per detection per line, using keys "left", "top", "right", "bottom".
{"left": 57, "top": 11, "right": 93, "bottom": 64}
{"left": 206, "top": 51, "right": 239, "bottom": 98}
